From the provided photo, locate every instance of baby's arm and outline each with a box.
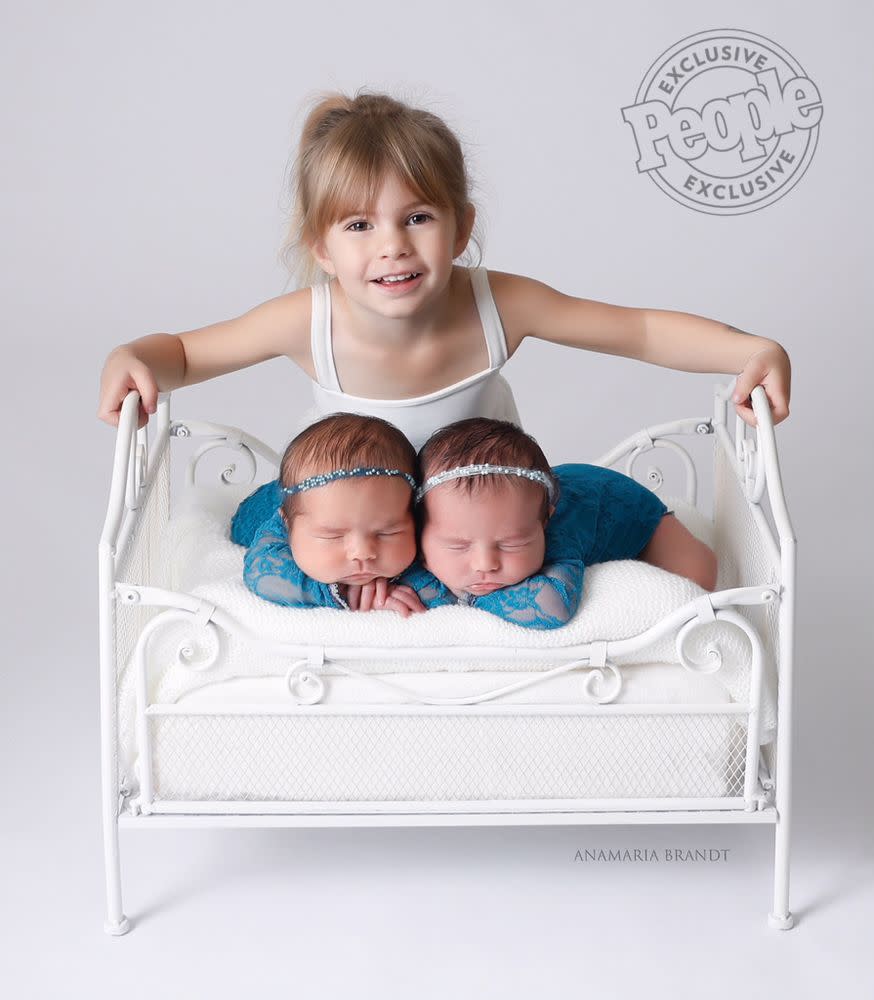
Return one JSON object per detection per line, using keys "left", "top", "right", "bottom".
{"left": 395, "top": 563, "right": 460, "bottom": 609}
{"left": 494, "top": 272, "right": 790, "bottom": 427}
{"left": 468, "top": 560, "right": 585, "bottom": 629}
{"left": 98, "top": 291, "right": 312, "bottom": 428}
{"left": 243, "top": 513, "right": 343, "bottom": 609}
{"left": 400, "top": 559, "right": 585, "bottom": 628}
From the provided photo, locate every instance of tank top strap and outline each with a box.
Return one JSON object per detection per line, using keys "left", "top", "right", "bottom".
{"left": 309, "top": 282, "right": 342, "bottom": 391}
{"left": 470, "top": 267, "right": 510, "bottom": 369}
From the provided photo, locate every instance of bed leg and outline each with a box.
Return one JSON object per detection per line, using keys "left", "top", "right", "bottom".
{"left": 102, "top": 804, "right": 130, "bottom": 936}
{"left": 768, "top": 810, "right": 794, "bottom": 930}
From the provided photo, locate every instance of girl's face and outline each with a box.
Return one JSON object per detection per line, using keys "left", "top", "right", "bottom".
{"left": 311, "top": 172, "right": 474, "bottom": 320}
{"left": 420, "top": 482, "right": 548, "bottom": 598}
{"left": 286, "top": 477, "right": 417, "bottom": 585}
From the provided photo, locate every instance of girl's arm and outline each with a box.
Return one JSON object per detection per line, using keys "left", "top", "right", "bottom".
{"left": 98, "top": 290, "right": 313, "bottom": 427}
{"left": 493, "top": 272, "right": 790, "bottom": 427}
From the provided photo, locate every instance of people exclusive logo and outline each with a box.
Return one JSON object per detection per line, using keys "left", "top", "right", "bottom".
{"left": 621, "top": 29, "right": 823, "bottom": 214}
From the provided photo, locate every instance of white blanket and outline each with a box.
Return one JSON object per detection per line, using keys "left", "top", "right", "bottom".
{"left": 118, "top": 485, "right": 776, "bottom": 741}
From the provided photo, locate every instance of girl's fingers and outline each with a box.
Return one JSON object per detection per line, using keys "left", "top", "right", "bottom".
{"left": 345, "top": 584, "right": 362, "bottom": 610}
{"left": 374, "top": 577, "right": 388, "bottom": 608}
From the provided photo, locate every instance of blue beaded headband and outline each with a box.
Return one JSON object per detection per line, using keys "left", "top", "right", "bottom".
{"left": 281, "top": 467, "right": 417, "bottom": 497}
{"left": 415, "top": 464, "right": 556, "bottom": 504}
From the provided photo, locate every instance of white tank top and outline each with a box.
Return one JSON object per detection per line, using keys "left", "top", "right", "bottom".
{"left": 304, "top": 267, "right": 521, "bottom": 450}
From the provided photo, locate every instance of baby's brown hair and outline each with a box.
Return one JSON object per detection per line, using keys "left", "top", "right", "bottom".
{"left": 280, "top": 413, "right": 417, "bottom": 521}
{"left": 418, "top": 418, "right": 556, "bottom": 521}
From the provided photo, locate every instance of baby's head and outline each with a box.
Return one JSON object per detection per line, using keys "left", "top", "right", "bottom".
{"left": 280, "top": 414, "right": 418, "bottom": 586}
{"left": 417, "top": 419, "right": 557, "bottom": 598}
{"left": 282, "top": 90, "right": 480, "bottom": 286}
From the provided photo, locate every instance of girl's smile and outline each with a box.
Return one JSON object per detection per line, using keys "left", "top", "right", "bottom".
{"left": 311, "top": 171, "right": 473, "bottom": 322}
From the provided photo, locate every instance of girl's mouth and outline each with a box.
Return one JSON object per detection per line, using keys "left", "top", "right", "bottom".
{"left": 371, "top": 272, "right": 422, "bottom": 291}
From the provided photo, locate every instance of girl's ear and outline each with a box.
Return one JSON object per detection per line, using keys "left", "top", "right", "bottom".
{"left": 453, "top": 202, "right": 476, "bottom": 257}
{"left": 309, "top": 237, "right": 336, "bottom": 276}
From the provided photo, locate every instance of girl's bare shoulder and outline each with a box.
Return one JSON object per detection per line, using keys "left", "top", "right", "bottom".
{"left": 483, "top": 270, "right": 560, "bottom": 354}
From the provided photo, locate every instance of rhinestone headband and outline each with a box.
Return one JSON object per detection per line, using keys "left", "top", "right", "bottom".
{"left": 282, "top": 467, "right": 417, "bottom": 497}
{"left": 415, "top": 464, "right": 556, "bottom": 503}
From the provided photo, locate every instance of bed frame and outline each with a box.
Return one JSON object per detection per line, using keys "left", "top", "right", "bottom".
{"left": 98, "top": 384, "right": 796, "bottom": 934}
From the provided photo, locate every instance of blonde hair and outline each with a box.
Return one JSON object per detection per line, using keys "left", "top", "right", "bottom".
{"left": 280, "top": 89, "right": 482, "bottom": 287}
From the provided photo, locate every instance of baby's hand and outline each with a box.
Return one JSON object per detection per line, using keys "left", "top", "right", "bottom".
{"left": 345, "top": 579, "right": 426, "bottom": 618}
{"left": 733, "top": 344, "right": 791, "bottom": 428}
{"left": 98, "top": 347, "right": 158, "bottom": 429}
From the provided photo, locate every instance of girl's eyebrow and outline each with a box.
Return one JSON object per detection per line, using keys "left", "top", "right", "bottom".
{"left": 339, "top": 201, "right": 434, "bottom": 221}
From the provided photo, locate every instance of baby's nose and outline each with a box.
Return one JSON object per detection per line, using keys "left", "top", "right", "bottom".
{"left": 471, "top": 546, "right": 500, "bottom": 573}
{"left": 346, "top": 533, "right": 377, "bottom": 561}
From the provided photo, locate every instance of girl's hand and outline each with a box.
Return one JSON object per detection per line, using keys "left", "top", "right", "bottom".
{"left": 732, "top": 344, "right": 791, "bottom": 427}
{"left": 345, "top": 580, "right": 426, "bottom": 618}
{"left": 98, "top": 347, "right": 159, "bottom": 429}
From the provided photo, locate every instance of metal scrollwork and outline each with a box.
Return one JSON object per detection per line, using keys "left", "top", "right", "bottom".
{"left": 580, "top": 662, "right": 623, "bottom": 704}
{"left": 626, "top": 439, "right": 697, "bottom": 505}
{"left": 188, "top": 439, "right": 257, "bottom": 488}
{"left": 675, "top": 618, "right": 724, "bottom": 675}
{"left": 741, "top": 437, "right": 766, "bottom": 504}
{"left": 286, "top": 660, "right": 326, "bottom": 705}
{"left": 175, "top": 622, "right": 222, "bottom": 672}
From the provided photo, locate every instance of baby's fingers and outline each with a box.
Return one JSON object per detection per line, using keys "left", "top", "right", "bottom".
{"left": 387, "top": 585, "right": 426, "bottom": 614}
{"left": 381, "top": 596, "right": 411, "bottom": 618}
{"left": 356, "top": 582, "right": 377, "bottom": 613}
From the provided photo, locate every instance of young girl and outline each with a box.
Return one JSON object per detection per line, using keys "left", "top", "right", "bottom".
{"left": 382, "top": 418, "right": 717, "bottom": 630}
{"left": 98, "top": 90, "right": 791, "bottom": 449}
{"left": 241, "top": 413, "right": 424, "bottom": 617}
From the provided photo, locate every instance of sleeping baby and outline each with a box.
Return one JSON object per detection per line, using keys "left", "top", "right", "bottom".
{"left": 372, "top": 417, "right": 718, "bottom": 629}
{"left": 231, "top": 413, "right": 425, "bottom": 616}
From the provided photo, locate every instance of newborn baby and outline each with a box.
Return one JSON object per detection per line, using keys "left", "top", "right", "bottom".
{"left": 391, "top": 418, "right": 717, "bottom": 628}
{"left": 233, "top": 413, "right": 424, "bottom": 616}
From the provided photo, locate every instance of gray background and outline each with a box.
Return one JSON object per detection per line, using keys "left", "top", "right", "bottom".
{"left": 3, "top": 0, "right": 872, "bottom": 994}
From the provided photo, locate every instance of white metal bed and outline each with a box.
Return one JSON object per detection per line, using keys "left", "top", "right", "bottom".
{"left": 98, "top": 383, "right": 796, "bottom": 934}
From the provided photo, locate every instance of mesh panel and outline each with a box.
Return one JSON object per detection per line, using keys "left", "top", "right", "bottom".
{"left": 713, "top": 442, "right": 781, "bottom": 700}
{"left": 148, "top": 712, "right": 747, "bottom": 803}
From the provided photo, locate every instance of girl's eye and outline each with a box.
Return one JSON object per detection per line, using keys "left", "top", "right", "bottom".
{"left": 446, "top": 544, "right": 469, "bottom": 552}
{"left": 499, "top": 544, "right": 527, "bottom": 552}
{"left": 378, "top": 530, "right": 402, "bottom": 538}
{"left": 407, "top": 213, "right": 432, "bottom": 225}
{"left": 345, "top": 220, "right": 370, "bottom": 232}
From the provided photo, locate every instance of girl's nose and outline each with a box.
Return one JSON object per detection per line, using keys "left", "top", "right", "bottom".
{"left": 380, "top": 225, "right": 412, "bottom": 258}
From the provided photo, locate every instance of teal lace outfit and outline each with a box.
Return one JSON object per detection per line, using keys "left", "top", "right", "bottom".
{"left": 399, "top": 464, "right": 669, "bottom": 629}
